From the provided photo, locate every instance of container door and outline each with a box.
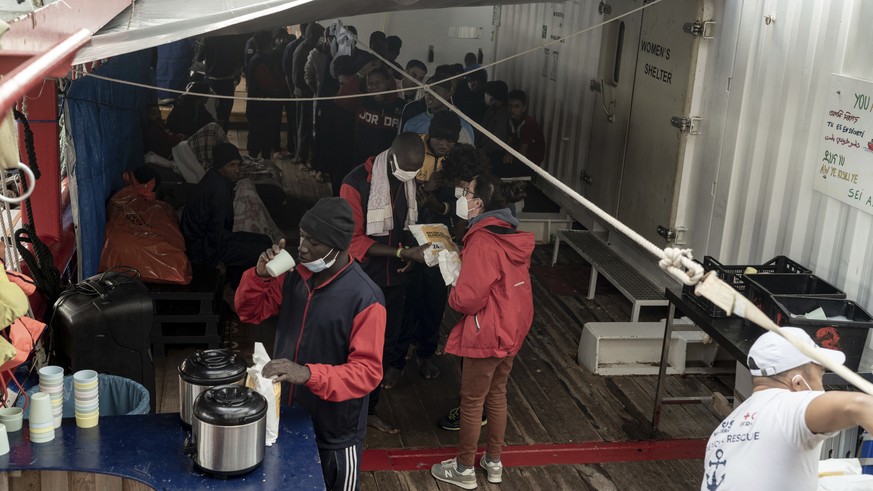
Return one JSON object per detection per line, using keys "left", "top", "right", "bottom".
{"left": 616, "top": 0, "right": 707, "bottom": 246}
{"left": 583, "top": 0, "right": 643, "bottom": 216}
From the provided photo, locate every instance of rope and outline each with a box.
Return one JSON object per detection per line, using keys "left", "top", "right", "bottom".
{"left": 12, "top": 108, "right": 63, "bottom": 304}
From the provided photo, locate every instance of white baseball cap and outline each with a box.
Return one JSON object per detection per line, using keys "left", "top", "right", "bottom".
{"left": 747, "top": 327, "right": 846, "bottom": 376}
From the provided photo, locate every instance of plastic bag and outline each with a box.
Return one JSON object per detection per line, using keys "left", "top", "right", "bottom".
{"left": 245, "top": 342, "right": 281, "bottom": 446}
{"left": 99, "top": 180, "right": 192, "bottom": 285}
{"left": 409, "top": 223, "right": 457, "bottom": 267}
{"left": 438, "top": 249, "right": 462, "bottom": 286}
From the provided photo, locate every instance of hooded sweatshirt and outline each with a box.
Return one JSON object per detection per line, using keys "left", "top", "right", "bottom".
{"left": 445, "top": 212, "right": 535, "bottom": 358}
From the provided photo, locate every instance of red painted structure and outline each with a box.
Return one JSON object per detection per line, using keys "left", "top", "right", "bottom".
{"left": 361, "top": 439, "right": 707, "bottom": 472}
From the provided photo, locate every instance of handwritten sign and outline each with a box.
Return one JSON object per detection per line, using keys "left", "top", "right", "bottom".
{"left": 814, "top": 74, "right": 873, "bottom": 213}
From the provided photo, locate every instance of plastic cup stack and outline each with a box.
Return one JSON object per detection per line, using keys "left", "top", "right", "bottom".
{"left": 74, "top": 370, "right": 99, "bottom": 429}
{"left": 38, "top": 365, "right": 64, "bottom": 429}
{"left": 0, "top": 407, "right": 23, "bottom": 432}
{"left": 29, "top": 392, "right": 54, "bottom": 443}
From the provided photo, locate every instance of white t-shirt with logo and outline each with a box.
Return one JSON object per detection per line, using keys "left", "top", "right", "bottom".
{"left": 701, "top": 389, "right": 835, "bottom": 491}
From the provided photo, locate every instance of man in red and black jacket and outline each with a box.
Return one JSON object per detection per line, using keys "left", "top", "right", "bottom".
{"left": 235, "top": 197, "right": 384, "bottom": 491}
{"left": 340, "top": 132, "right": 430, "bottom": 433}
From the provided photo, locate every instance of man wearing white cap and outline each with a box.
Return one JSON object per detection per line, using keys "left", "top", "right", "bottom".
{"left": 701, "top": 327, "right": 873, "bottom": 491}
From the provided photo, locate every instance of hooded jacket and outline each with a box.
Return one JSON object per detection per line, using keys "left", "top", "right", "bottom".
{"left": 235, "top": 261, "right": 386, "bottom": 449}
{"left": 445, "top": 213, "right": 535, "bottom": 358}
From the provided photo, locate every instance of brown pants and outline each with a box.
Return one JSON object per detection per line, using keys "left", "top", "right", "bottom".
{"left": 457, "top": 356, "right": 515, "bottom": 467}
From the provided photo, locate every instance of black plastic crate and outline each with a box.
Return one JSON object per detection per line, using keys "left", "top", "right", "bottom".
{"left": 682, "top": 255, "right": 810, "bottom": 318}
{"left": 770, "top": 295, "right": 873, "bottom": 371}
{"left": 744, "top": 274, "right": 846, "bottom": 321}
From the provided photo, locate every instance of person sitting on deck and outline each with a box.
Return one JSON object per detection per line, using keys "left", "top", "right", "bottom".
{"left": 701, "top": 327, "right": 873, "bottom": 491}
{"left": 401, "top": 75, "right": 475, "bottom": 146}
{"left": 501, "top": 89, "right": 545, "bottom": 178}
{"left": 164, "top": 81, "right": 216, "bottom": 139}
{"left": 236, "top": 197, "right": 386, "bottom": 491}
{"left": 180, "top": 143, "right": 272, "bottom": 288}
{"left": 430, "top": 175, "right": 534, "bottom": 489}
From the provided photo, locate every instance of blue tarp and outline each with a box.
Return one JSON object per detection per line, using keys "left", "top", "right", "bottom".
{"left": 156, "top": 39, "right": 196, "bottom": 100}
{"left": 17, "top": 374, "right": 150, "bottom": 417}
{"left": 66, "top": 50, "right": 154, "bottom": 278}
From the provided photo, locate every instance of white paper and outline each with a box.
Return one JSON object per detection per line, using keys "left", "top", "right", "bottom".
{"left": 803, "top": 307, "right": 828, "bottom": 320}
{"left": 246, "top": 342, "right": 280, "bottom": 446}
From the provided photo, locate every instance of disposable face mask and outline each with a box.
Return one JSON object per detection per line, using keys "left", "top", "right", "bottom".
{"left": 792, "top": 374, "right": 813, "bottom": 391}
{"left": 391, "top": 154, "right": 419, "bottom": 182}
{"left": 454, "top": 187, "right": 464, "bottom": 198}
{"left": 456, "top": 195, "right": 479, "bottom": 220}
{"left": 302, "top": 248, "right": 338, "bottom": 273}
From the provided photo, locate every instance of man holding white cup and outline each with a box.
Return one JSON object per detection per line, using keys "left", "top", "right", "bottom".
{"left": 235, "top": 197, "right": 386, "bottom": 491}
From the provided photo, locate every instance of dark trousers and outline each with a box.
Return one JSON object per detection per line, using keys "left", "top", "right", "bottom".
{"left": 394, "top": 264, "right": 447, "bottom": 368}
{"left": 368, "top": 284, "right": 406, "bottom": 414}
{"left": 295, "top": 100, "right": 313, "bottom": 164}
{"left": 221, "top": 231, "right": 272, "bottom": 287}
{"left": 205, "top": 78, "right": 235, "bottom": 131}
{"left": 246, "top": 116, "right": 275, "bottom": 159}
{"left": 285, "top": 101, "right": 297, "bottom": 154}
{"left": 319, "top": 442, "right": 363, "bottom": 491}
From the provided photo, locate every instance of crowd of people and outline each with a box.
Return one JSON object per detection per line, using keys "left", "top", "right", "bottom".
{"left": 141, "top": 20, "right": 873, "bottom": 491}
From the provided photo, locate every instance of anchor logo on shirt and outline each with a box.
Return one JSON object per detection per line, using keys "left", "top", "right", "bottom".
{"left": 705, "top": 449, "right": 726, "bottom": 490}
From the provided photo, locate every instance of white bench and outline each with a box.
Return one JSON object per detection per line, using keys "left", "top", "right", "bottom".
{"left": 551, "top": 230, "right": 669, "bottom": 322}
{"left": 578, "top": 322, "right": 730, "bottom": 376}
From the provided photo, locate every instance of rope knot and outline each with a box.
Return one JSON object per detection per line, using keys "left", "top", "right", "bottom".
{"left": 659, "top": 248, "right": 704, "bottom": 286}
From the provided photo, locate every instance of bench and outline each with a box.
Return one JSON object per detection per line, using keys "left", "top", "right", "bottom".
{"left": 578, "top": 322, "right": 730, "bottom": 376}
{"left": 148, "top": 266, "right": 225, "bottom": 357}
{"left": 551, "top": 229, "right": 669, "bottom": 322}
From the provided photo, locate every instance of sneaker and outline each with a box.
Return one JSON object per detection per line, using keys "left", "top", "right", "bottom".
{"left": 431, "top": 458, "right": 477, "bottom": 490}
{"left": 438, "top": 407, "right": 487, "bottom": 431}
{"left": 479, "top": 455, "right": 503, "bottom": 484}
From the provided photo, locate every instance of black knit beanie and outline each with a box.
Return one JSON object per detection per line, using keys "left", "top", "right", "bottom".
{"left": 212, "top": 143, "right": 242, "bottom": 170}
{"left": 299, "top": 197, "right": 355, "bottom": 250}
{"left": 428, "top": 111, "right": 462, "bottom": 142}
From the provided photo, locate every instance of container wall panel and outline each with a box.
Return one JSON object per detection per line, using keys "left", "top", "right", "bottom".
{"left": 494, "top": 2, "right": 603, "bottom": 189}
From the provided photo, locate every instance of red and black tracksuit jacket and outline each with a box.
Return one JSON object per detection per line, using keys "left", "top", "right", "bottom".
{"left": 339, "top": 157, "right": 412, "bottom": 288}
{"left": 236, "top": 262, "right": 386, "bottom": 449}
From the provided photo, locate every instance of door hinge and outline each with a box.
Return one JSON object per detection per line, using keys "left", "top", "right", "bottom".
{"left": 598, "top": 1, "right": 612, "bottom": 15}
{"left": 670, "top": 116, "right": 702, "bottom": 135}
{"left": 682, "top": 20, "right": 716, "bottom": 39}
{"left": 589, "top": 79, "right": 602, "bottom": 92}
{"left": 657, "top": 225, "right": 676, "bottom": 242}
{"left": 580, "top": 170, "right": 593, "bottom": 185}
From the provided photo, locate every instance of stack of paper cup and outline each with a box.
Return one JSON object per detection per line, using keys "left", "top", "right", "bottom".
{"left": 29, "top": 392, "right": 54, "bottom": 443}
{"left": 73, "top": 370, "right": 99, "bottom": 428}
{"left": 0, "top": 407, "right": 23, "bottom": 432}
{"left": 38, "top": 366, "right": 64, "bottom": 428}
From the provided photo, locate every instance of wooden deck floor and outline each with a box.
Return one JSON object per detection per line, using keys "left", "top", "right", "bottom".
{"left": 153, "top": 153, "right": 731, "bottom": 490}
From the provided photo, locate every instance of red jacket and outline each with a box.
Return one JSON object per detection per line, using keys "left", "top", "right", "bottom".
{"left": 445, "top": 215, "right": 535, "bottom": 358}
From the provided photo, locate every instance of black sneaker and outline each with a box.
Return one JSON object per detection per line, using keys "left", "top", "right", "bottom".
{"left": 438, "top": 407, "right": 487, "bottom": 431}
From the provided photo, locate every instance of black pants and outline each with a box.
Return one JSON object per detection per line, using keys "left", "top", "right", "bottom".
{"left": 295, "top": 100, "right": 313, "bottom": 164}
{"left": 205, "top": 78, "right": 235, "bottom": 131}
{"left": 394, "top": 263, "right": 447, "bottom": 368}
{"left": 221, "top": 231, "right": 272, "bottom": 287}
{"left": 319, "top": 442, "right": 362, "bottom": 491}
{"left": 368, "top": 284, "right": 406, "bottom": 414}
{"left": 246, "top": 116, "right": 275, "bottom": 159}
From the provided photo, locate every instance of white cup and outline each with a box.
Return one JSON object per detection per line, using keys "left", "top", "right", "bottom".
{"left": 0, "top": 407, "right": 23, "bottom": 432}
{"left": 265, "top": 249, "right": 296, "bottom": 277}
{"left": 0, "top": 423, "right": 8, "bottom": 456}
{"left": 29, "top": 393, "right": 53, "bottom": 426}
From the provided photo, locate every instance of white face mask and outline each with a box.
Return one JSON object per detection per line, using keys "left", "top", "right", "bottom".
{"left": 484, "top": 94, "right": 493, "bottom": 106}
{"left": 391, "top": 154, "right": 419, "bottom": 182}
{"left": 301, "top": 248, "right": 338, "bottom": 273}
{"left": 792, "top": 374, "right": 813, "bottom": 391}
{"left": 455, "top": 195, "right": 480, "bottom": 220}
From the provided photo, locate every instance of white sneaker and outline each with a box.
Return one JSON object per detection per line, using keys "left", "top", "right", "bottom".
{"left": 479, "top": 455, "right": 503, "bottom": 483}
{"left": 431, "top": 458, "right": 477, "bottom": 489}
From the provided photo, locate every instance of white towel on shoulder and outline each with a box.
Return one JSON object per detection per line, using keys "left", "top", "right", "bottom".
{"left": 366, "top": 150, "right": 418, "bottom": 236}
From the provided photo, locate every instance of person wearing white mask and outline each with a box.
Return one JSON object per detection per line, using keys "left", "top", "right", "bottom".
{"left": 235, "top": 197, "right": 385, "bottom": 491}
{"left": 431, "top": 174, "right": 534, "bottom": 489}
{"left": 701, "top": 327, "right": 873, "bottom": 491}
{"left": 340, "top": 132, "right": 431, "bottom": 433}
